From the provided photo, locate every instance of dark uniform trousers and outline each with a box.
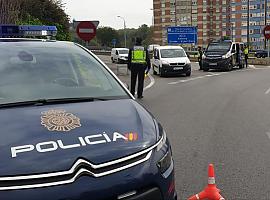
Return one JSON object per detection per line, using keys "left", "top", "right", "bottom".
{"left": 130, "top": 63, "right": 146, "bottom": 97}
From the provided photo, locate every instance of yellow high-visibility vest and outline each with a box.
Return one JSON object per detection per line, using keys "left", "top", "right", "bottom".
{"left": 131, "top": 50, "right": 147, "bottom": 64}
{"left": 244, "top": 48, "right": 249, "bottom": 55}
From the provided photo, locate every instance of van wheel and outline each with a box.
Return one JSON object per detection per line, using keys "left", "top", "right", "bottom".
{"left": 186, "top": 71, "right": 191, "bottom": 77}
{"left": 153, "top": 66, "right": 157, "bottom": 75}
{"left": 227, "top": 63, "right": 233, "bottom": 71}
{"left": 203, "top": 68, "right": 209, "bottom": 72}
{"left": 159, "top": 67, "right": 164, "bottom": 77}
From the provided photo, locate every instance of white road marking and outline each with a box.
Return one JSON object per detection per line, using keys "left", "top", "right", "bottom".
{"left": 266, "top": 132, "right": 270, "bottom": 139}
{"left": 265, "top": 87, "right": 270, "bottom": 95}
{"left": 144, "top": 73, "right": 155, "bottom": 91}
{"left": 248, "top": 65, "right": 256, "bottom": 69}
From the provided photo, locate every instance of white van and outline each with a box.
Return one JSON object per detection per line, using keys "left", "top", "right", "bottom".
{"left": 152, "top": 46, "right": 191, "bottom": 77}
{"left": 111, "top": 48, "right": 129, "bottom": 64}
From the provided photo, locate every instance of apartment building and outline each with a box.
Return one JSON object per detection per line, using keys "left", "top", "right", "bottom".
{"left": 154, "top": 0, "right": 270, "bottom": 49}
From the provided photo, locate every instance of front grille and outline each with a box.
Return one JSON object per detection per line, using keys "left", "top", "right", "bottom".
{"left": 0, "top": 135, "right": 165, "bottom": 191}
{"left": 170, "top": 63, "right": 185, "bottom": 66}
{"left": 206, "top": 58, "right": 221, "bottom": 63}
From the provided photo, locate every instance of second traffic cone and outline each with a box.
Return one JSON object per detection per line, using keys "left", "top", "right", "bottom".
{"left": 188, "top": 164, "right": 225, "bottom": 200}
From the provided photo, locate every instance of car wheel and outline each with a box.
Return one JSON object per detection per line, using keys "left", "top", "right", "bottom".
{"left": 153, "top": 66, "right": 157, "bottom": 75}
{"left": 186, "top": 71, "right": 191, "bottom": 77}
{"left": 262, "top": 55, "right": 266, "bottom": 58}
{"left": 159, "top": 66, "right": 164, "bottom": 77}
{"left": 203, "top": 67, "right": 209, "bottom": 72}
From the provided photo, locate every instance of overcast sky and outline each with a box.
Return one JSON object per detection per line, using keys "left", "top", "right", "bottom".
{"left": 62, "top": 0, "right": 153, "bottom": 30}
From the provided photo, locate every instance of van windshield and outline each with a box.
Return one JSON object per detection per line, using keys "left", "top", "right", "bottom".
{"left": 160, "top": 49, "right": 186, "bottom": 58}
{"left": 207, "top": 42, "right": 231, "bottom": 52}
{"left": 118, "top": 50, "right": 129, "bottom": 54}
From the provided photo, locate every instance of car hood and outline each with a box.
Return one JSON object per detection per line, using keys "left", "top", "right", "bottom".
{"left": 0, "top": 99, "right": 158, "bottom": 176}
{"left": 161, "top": 57, "right": 190, "bottom": 64}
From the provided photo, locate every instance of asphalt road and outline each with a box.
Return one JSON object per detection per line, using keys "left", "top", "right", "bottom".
{"left": 97, "top": 55, "right": 270, "bottom": 199}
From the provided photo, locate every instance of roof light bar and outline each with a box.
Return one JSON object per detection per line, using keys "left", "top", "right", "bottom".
{"left": 0, "top": 25, "right": 57, "bottom": 37}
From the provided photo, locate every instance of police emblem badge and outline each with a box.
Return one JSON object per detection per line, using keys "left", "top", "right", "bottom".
{"left": 41, "top": 109, "right": 81, "bottom": 132}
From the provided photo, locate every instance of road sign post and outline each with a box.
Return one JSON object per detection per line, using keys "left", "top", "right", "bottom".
{"left": 263, "top": 25, "right": 270, "bottom": 57}
{"left": 167, "top": 26, "right": 197, "bottom": 45}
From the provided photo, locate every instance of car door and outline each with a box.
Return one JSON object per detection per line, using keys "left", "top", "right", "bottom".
{"left": 153, "top": 49, "right": 160, "bottom": 70}
{"left": 231, "top": 44, "right": 236, "bottom": 66}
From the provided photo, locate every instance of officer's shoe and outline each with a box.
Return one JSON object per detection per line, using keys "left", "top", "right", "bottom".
{"left": 137, "top": 95, "right": 144, "bottom": 99}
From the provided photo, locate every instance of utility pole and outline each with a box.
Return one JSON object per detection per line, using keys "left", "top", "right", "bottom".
{"left": 247, "top": 0, "right": 250, "bottom": 48}
{"left": 265, "top": 0, "right": 267, "bottom": 48}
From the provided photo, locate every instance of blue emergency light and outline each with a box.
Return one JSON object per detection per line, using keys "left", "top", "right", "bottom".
{"left": 0, "top": 25, "right": 57, "bottom": 37}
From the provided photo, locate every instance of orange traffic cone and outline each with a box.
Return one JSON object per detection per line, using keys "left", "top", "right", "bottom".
{"left": 188, "top": 164, "right": 225, "bottom": 200}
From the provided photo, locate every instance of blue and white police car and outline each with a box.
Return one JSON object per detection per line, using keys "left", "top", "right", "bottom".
{"left": 0, "top": 25, "right": 177, "bottom": 200}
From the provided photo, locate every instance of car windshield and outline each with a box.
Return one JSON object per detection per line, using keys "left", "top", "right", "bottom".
{"left": 160, "top": 49, "right": 186, "bottom": 58}
{"left": 118, "top": 50, "right": 129, "bottom": 54}
{"left": 207, "top": 43, "right": 231, "bottom": 51}
{"left": 0, "top": 41, "right": 129, "bottom": 105}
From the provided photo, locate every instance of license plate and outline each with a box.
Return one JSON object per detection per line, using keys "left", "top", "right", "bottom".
{"left": 209, "top": 63, "right": 217, "bottom": 66}
{"left": 173, "top": 67, "right": 183, "bottom": 70}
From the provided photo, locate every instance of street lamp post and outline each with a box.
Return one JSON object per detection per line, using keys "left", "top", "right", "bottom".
{"left": 117, "top": 16, "right": 127, "bottom": 48}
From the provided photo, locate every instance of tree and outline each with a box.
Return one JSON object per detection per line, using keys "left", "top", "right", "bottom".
{"left": 96, "top": 27, "right": 119, "bottom": 48}
{"left": 0, "top": 0, "right": 20, "bottom": 24}
{"left": 19, "top": 0, "right": 70, "bottom": 40}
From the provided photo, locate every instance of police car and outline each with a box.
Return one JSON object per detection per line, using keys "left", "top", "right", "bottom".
{"left": 0, "top": 25, "right": 177, "bottom": 200}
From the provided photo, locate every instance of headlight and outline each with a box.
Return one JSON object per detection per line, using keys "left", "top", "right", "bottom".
{"left": 202, "top": 54, "right": 206, "bottom": 59}
{"left": 157, "top": 150, "right": 173, "bottom": 176}
{"left": 161, "top": 60, "right": 170, "bottom": 65}
{"left": 222, "top": 53, "right": 230, "bottom": 59}
{"left": 157, "top": 130, "right": 167, "bottom": 151}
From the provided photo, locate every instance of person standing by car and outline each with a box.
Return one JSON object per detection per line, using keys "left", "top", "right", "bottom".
{"left": 128, "top": 38, "right": 151, "bottom": 99}
{"left": 244, "top": 45, "right": 249, "bottom": 68}
{"left": 198, "top": 46, "right": 203, "bottom": 70}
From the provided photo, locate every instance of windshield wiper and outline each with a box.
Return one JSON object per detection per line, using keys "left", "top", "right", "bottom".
{"left": 0, "top": 97, "right": 118, "bottom": 108}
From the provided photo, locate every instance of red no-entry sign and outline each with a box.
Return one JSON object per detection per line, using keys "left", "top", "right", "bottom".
{"left": 76, "top": 21, "right": 97, "bottom": 42}
{"left": 263, "top": 25, "right": 270, "bottom": 40}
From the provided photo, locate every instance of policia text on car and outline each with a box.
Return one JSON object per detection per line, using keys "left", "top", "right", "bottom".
{"left": 128, "top": 38, "right": 151, "bottom": 99}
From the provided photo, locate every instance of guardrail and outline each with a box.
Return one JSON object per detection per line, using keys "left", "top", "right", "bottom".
{"left": 91, "top": 50, "right": 270, "bottom": 65}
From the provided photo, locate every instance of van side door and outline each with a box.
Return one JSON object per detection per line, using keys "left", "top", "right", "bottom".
{"left": 231, "top": 44, "right": 236, "bottom": 67}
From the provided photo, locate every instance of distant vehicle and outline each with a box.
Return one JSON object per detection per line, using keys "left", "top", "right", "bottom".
{"left": 202, "top": 40, "right": 245, "bottom": 71}
{"left": 152, "top": 46, "right": 191, "bottom": 77}
{"left": 255, "top": 50, "right": 268, "bottom": 58}
{"left": 148, "top": 44, "right": 160, "bottom": 53}
{"left": 111, "top": 48, "right": 129, "bottom": 63}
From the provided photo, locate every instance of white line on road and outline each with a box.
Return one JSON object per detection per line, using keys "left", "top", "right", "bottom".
{"left": 144, "top": 73, "right": 155, "bottom": 91}
{"left": 266, "top": 132, "right": 270, "bottom": 139}
{"left": 265, "top": 87, "right": 270, "bottom": 95}
{"left": 249, "top": 65, "right": 256, "bottom": 69}
{"left": 135, "top": 73, "right": 155, "bottom": 95}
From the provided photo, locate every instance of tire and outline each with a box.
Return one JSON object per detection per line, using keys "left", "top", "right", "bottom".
{"left": 153, "top": 66, "right": 157, "bottom": 75}
{"left": 186, "top": 71, "right": 191, "bottom": 77}
{"left": 159, "top": 66, "right": 164, "bottom": 77}
{"left": 262, "top": 55, "right": 266, "bottom": 58}
{"left": 203, "top": 68, "right": 209, "bottom": 72}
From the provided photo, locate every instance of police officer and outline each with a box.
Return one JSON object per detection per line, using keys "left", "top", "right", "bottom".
{"left": 198, "top": 46, "right": 203, "bottom": 70}
{"left": 128, "top": 38, "right": 151, "bottom": 99}
{"left": 244, "top": 45, "right": 249, "bottom": 68}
